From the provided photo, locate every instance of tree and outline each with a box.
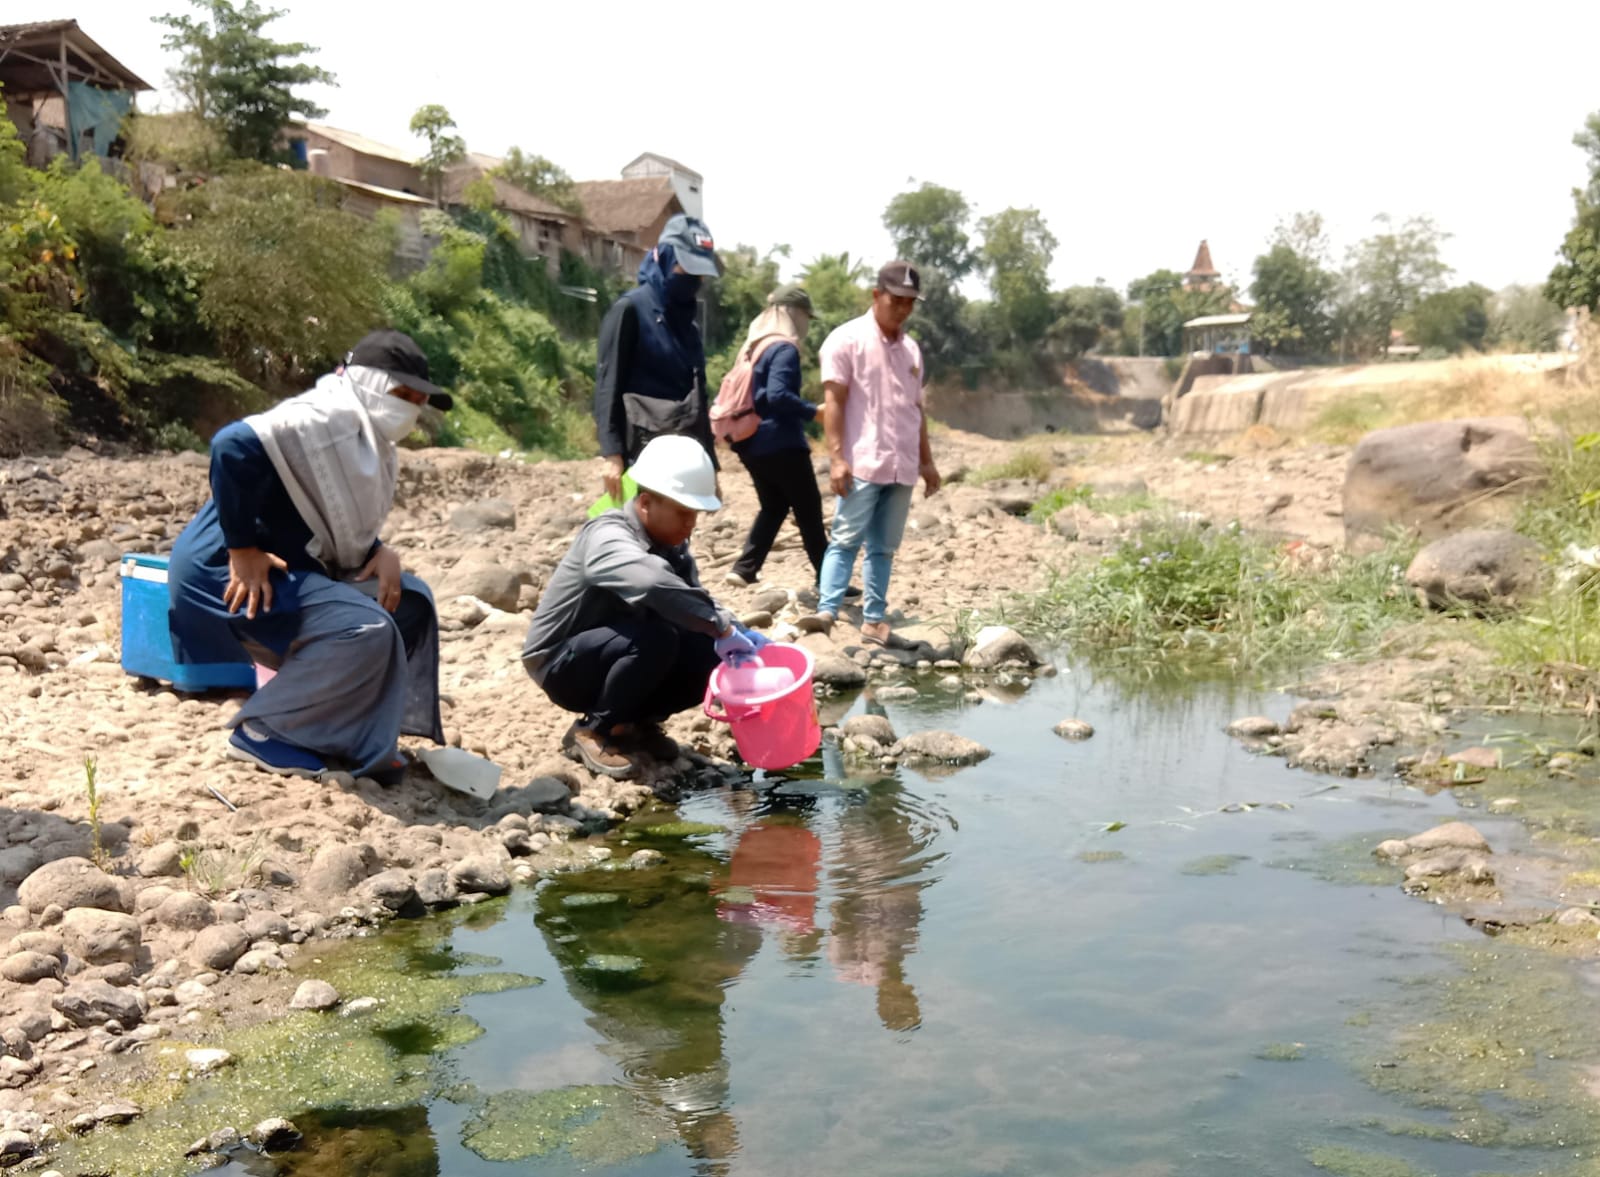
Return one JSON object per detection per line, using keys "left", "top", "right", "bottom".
{"left": 409, "top": 105, "right": 465, "bottom": 204}
{"left": 1048, "top": 284, "right": 1123, "bottom": 360}
{"left": 1123, "top": 269, "right": 1232, "bottom": 355}
{"left": 978, "top": 207, "right": 1057, "bottom": 345}
{"left": 704, "top": 243, "right": 785, "bottom": 353}
{"left": 1547, "top": 110, "right": 1600, "bottom": 314}
{"left": 800, "top": 251, "right": 872, "bottom": 328}
{"left": 883, "top": 181, "right": 981, "bottom": 378}
{"left": 154, "top": 0, "right": 334, "bottom": 163}
{"left": 1487, "top": 285, "right": 1566, "bottom": 352}
{"left": 171, "top": 167, "right": 388, "bottom": 383}
{"left": 1249, "top": 212, "right": 1337, "bottom": 356}
{"left": 1406, "top": 283, "right": 1490, "bottom": 353}
{"left": 883, "top": 181, "right": 976, "bottom": 281}
{"left": 1342, "top": 214, "right": 1451, "bottom": 354}
{"left": 492, "top": 147, "right": 582, "bottom": 216}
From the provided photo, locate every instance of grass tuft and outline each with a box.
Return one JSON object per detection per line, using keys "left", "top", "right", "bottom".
{"left": 965, "top": 446, "right": 1052, "bottom": 485}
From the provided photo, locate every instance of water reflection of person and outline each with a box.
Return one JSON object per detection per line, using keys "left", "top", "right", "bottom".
{"left": 535, "top": 834, "right": 759, "bottom": 1175}
{"left": 827, "top": 780, "right": 932, "bottom": 1032}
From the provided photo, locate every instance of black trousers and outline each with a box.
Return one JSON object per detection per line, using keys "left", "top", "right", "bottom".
{"left": 731, "top": 448, "right": 829, "bottom": 581}
{"left": 534, "top": 616, "right": 719, "bottom": 733}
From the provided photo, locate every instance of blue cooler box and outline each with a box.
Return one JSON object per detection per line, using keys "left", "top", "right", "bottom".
{"left": 119, "top": 554, "right": 255, "bottom": 692}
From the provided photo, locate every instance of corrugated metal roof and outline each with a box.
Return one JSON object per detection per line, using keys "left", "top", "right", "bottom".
{"left": 294, "top": 121, "right": 417, "bottom": 165}
{"left": 1183, "top": 313, "right": 1252, "bottom": 328}
{"left": 332, "top": 177, "right": 433, "bottom": 206}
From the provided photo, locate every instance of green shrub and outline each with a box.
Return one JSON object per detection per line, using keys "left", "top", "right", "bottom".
{"left": 993, "top": 518, "right": 1421, "bottom": 677}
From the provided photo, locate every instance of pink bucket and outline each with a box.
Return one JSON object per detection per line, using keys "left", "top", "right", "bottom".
{"left": 703, "top": 643, "right": 821, "bottom": 770}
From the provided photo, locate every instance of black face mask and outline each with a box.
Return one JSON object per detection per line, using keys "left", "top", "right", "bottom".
{"left": 665, "top": 271, "right": 701, "bottom": 306}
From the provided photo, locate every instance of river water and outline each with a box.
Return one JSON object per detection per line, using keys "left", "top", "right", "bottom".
{"left": 181, "top": 670, "right": 1600, "bottom": 1175}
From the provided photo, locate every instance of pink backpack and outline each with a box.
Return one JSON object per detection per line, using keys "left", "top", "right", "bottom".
{"left": 711, "top": 334, "right": 788, "bottom": 446}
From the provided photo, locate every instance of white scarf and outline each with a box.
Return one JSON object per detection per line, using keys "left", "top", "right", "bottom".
{"left": 244, "top": 365, "right": 414, "bottom": 577}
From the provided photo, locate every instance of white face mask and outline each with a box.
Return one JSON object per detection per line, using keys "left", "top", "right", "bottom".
{"left": 365, "top": 395, "right": 422, "bottom": 443}
{"left": 346, "top": 364, "right": 422, "bottom": 442}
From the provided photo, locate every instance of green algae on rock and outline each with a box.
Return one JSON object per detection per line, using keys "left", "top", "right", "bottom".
{"left": 635, "top": 821, "right": 728, "bottom": 838}
{"left": 1077, "top": 850, "right": 1127, "bottom": 864}
{"left": 460, "top": 1085, "right": 670, "bottom": 1164}
{"left": 1306, "top": 1144, "right": 1432, "bottom": 1177}
{"left": 561, "top": 892, "right": 622, "bottom": 908}
{"left": 1263, "top": 831, "right": 1411, "bottom": 886}
{"left": 45, "top": 917, "right": 542, "bottom": 1177}
{"left": 1353, "top": 940, "right": 1600, "bottom": 1151}
{"left": 1181, "top": 853, "right": 1251, "bottom": 876}
{"left": 1255, "top": 1042, "right": 1306, "bottom": 1061}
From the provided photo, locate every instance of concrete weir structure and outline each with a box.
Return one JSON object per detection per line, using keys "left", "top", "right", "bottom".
{"left": 1167, "top": 354, "right": 1575, "bottom": 435}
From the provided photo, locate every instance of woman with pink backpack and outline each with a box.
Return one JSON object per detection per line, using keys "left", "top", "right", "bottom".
{"left": 719, "top": 285, "right": 831, "bottom": 587}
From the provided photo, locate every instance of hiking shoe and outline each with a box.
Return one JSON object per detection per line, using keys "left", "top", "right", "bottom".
{"left": 227, "top": 725, "right": 325, "bottom": 779}
{"left": 618, "top": 723, "right": 680, "bottom": 762}
{"left": 567, "top": 725, "right": 638, "bottom": 780}
{"left": 796, "top": 612, "right": 835, "bottom": 635}
{"left": 724, "top": 570, "right": 756, "bottom": 587}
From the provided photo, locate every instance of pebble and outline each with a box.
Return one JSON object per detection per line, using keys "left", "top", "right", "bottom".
{"left": 1052, "top": 719, "right": 1095, "bottom": 741}
{"left": 185, "top": 1048, "right": 233, "bottom": 1075}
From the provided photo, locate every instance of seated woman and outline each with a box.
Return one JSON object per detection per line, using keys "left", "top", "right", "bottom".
{"left": 167, "top": 330, "right": 448, "bottom": 783}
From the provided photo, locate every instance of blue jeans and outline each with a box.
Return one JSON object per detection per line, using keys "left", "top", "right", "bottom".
{"left": 817, "top": 479, "right": 915, "bottom": 621}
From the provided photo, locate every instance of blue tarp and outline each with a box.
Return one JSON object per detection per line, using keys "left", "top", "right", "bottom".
{"left": 66, "top": 81, "right": 131, "bottom": 159}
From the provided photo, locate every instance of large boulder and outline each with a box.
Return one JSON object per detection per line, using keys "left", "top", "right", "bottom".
{"left": 18, "top": 858, "right": 127, "bottom": 914}
{"left": 894, "top": 731, "right": 993, "bottom": 766}
{"left": 60, "top": 908, "right": 141, "bottom": 965}
{"left": 303, "top": 844, "right": 372, "bottom": 899}
{"left": 53, "top": 979, "right": 143, "bottom": 1028}
{"left": 1404, "top": 529, "right": 1543, "bottom": 610}
{"left": 190, "top": 924, "right": 249, "bottom": 971}
{"left": 1343, "top": 417, "right": 1543, "bottom": 551}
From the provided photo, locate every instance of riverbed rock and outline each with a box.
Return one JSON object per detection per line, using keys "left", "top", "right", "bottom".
{"left": 288, "top": 980, "right": 340, "bottom": 1012}
{"left": 0, "top": 848, "right": 41, "bottom": 888}
{"left": 249, "top": 1117, "right": 301, "bottom": 1151}
{"left": 0, "top": 951, "right": 60, "bottom": 984}
{"left": 93, "top": 1099, "right": 142, "bottom": 1126}
{"left": 1226, "top": 716, "right": 1280, "bottom": 738}
{"left": 0, "top": 1130, "right": 33, "bottom": 1163}
{"left": 812, "top": 654, "right": 867, "bottom": 689}
{"left": 894, "top": 731, "right": 992, "bottom": 766}
{"left": 52, "top": 979, "right": 142, "bottom": 1028}
{"left": 1404, "top": 821, "right": 1492, "bottom": 855}
{"left": 1403, "top": 851, "right": 1495, "bottom": 887}
{"left": 18, "top": 858, "right": 127, "bottom": 915}
{"left": 442, "top": 559, "right": 519, "bottom": 612}
{"left": 448, "top": 856, "right": 510, "bottom": 896}
{"left": 135, "top": 842, "right": 185, "bottom": 879}
{"left": 414, "top": 869, "right": 458, "bottom": 908}
{"left": 963, "top": 626, "right": 1040, "bottom": 671}
{"left": 59, "top": 909, "right": 140, "bottom": 966}
{"left": 1446, "top": 746, "right": 1501, "bottom": 770}
{"left": 189, "top": 924, "right": 249, "bottom": 971}
{"left": 840, "top": 715, "right": 898, "bottom": 746}
{"left": 232, "top": 949, "right": 286, "bottom": 975}
{"left": 358, "top": 870, "right": 417, "bottom": 912}
{"left": 155, "top": 892, "right": 215, "bottom": 932}
{"left": 1052, "top": 719, "right": 1094, "bottom": 741}
{"left": 186, "top": 1048, "right": 234, "bottom": 1075}
{"left": 303, "top": 844, "right": 371, "bottom": 899}
{"left": 1342, "top": 417, "right": 1543, "bottom": 551}
{"left": 242, "top": 912, "right": 292, "bottom": 944}
{"left": 1405, "top": 529, "right": 1543, "bottom": 611}
{"left": 449, "top": 499, "right": 517, "bottom": 534}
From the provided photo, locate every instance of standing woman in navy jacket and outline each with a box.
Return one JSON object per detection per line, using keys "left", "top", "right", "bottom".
{"left": 592, "top": 215, "right": 721, "bottom": 502}
{"left": 725, "top": 285, "right": 829, "bottom": 586}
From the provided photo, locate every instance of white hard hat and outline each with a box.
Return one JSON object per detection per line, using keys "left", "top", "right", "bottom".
{"left": 630, "top": 435, "right": 721, "bottom": 511}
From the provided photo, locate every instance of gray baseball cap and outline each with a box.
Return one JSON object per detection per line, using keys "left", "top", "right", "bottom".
{"left": 658, "top": 214, "right": 719, "bottom": 277}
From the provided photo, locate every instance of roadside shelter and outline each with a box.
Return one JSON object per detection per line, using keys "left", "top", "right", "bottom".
{"left": 0, "top": 20, "right": 152, "bottom": 165}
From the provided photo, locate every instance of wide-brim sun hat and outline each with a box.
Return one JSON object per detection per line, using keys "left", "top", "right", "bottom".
{"left": 630, "top": 435, "right": 722, "bottom": 511}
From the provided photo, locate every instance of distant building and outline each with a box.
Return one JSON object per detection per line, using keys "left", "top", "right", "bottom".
{"left": 621, "top": 152, "right": 702, "bottom": 219}
{"left": 573, "top": 174, "right": 685, "bottom": 268}
{"left": 1183, "top": 239, "right": 1221, "bottom": 293}
{"left": 0, "top": 19, "right": 151, "bottom": 165}
{"left": 1182, "top": 312, "right": 1252, "bottom": 355}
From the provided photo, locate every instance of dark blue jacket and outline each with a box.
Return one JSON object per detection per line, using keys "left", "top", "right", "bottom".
{"left": 732, "top": 341, "right": 816, "bottom": 459}
{"left": 593, "top": 244, "right": 713, "bottom": 463}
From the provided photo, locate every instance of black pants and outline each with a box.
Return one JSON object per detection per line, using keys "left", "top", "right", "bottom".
{"left": 532, "top": 616, "right": 719, "bottom": 733}
{"left": 731, "top": 448, "right": 829, "bottom": 581}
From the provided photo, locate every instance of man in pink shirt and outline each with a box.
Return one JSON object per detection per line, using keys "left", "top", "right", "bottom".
{"left": 798, "top": 261, "right": 941, "bottom": 645}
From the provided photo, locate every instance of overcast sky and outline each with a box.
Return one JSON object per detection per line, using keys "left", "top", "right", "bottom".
{"left": 33, "top": 0, "right": 1600, "bottom": 296}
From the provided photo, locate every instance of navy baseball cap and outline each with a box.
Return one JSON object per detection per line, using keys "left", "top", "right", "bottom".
{"left": 658, "top": 214, "right": 720, "bottom": 277}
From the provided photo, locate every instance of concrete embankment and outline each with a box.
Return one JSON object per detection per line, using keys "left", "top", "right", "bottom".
{"left": 926, "top": 357, "right": 1169, "bottom": 439}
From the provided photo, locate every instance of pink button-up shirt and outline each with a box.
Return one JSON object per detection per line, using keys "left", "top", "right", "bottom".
{"left": 819, "top": 310, "right": 925, "bottom": 486}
